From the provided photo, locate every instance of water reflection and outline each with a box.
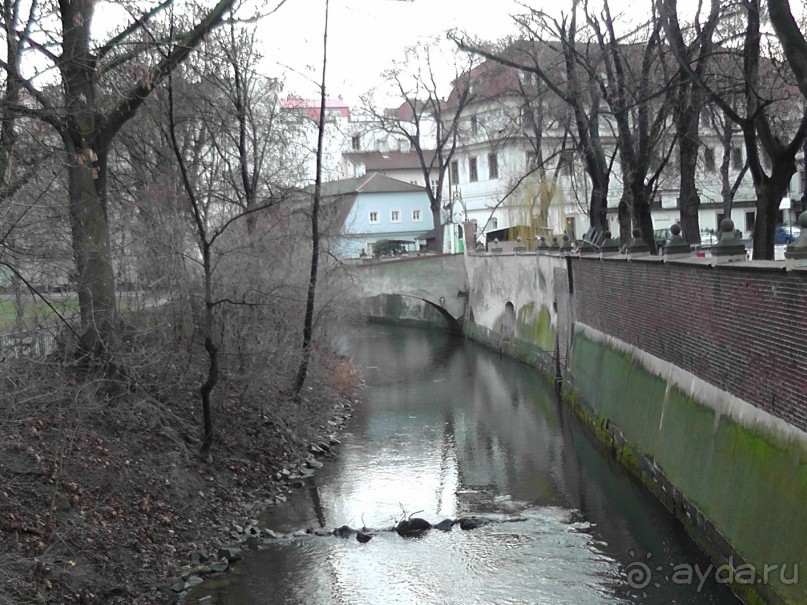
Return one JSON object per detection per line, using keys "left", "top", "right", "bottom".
{"left": 190, "top": 324, "right": 738, "bottom": 605}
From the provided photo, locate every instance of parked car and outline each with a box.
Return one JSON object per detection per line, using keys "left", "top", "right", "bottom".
{"left": 653, "top": 228, "right": 672, "bottom": 250}
{"left": 774, "top": 225, "right": 801, "bottom": 245}
{"left": 699, "top": 229, "right": 719, "bottom": 246}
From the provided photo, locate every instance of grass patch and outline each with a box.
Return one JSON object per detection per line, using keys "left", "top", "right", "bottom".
{"left": 0, "top": 297, "right": 80, "bottom": 331}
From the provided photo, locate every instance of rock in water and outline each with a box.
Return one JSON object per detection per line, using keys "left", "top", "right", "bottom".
{"left": 356, "top": 532, "right": 372, "bottom": 543}
{"left": 334, "top": 525, "right": 357, "bottom": 538}
{"left": 458, "top": 517, "right": 492, "bottom": 531}
{"left": 434, "top": 519, "right": 455, "bottom": 531}
{"left": 395, "top": 518, "right": 432, "bottom": 537}
{"left": 217, "top": 546, "right": 243, "bottom": 562}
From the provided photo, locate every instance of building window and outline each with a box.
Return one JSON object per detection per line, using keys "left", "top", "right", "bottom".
{"left": 566, "top": 216, "right": 577, "bottom": 239}
{"left": 490, "top": 218, "right": 498, "bottom": 230}
{"left": 521, "top": 105, "right": 535, "bottom": 129}
{"left": 526, "top": 151, "right": 538, "bottom": 168}
{"left": 731, "top": 146, "right": 743, "bottom": 170}
{"left": 704, "top": 146, "right": 715, "bottom": 172}
{"left": 352, "top": 135, "right": 360, "bottom": 150}
{"left": 431, "top": 179, "right": 439, "bottom": 192}
{"left": 470, "top": 115, "right": 478, "bottom": 136}
{"left": 469, "top": 157, "right": 478, "bottom": 182}
{"left": 450, "top": 160, "right": 459, "bottom": 184}
{"left": 390, "top": 210, "right": 401, "bottom": 223}
{"left": 412, "top": 209, "right": 422, "bottom": 222}
{"left": 561, "top": 149, "right": 574, "bottom": 176}
{"left": 745, "top": 211, "right": 755, "bottom": 232}
{"left": 369, "top": 211, "right": 379, "bottom": 224}
{"left": 488, "top": 153, "right": 499, "bottom": 179}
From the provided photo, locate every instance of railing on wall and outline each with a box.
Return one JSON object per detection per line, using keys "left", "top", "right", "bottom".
{"left": 0, "top": 329, "right": 57, "bottom": 359}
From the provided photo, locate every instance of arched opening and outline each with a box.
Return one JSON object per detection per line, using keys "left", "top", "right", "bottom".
{"left": 502, "top": 301, "right": 515, "bottom": 337}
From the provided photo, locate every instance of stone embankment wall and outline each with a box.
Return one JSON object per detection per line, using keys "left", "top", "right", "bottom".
{"left": 463, "top": 251, "right": 807, "bottom": 605}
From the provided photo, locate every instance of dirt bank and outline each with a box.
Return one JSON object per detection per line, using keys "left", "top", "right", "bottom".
{"left": 0, "top": 352, "right": 361, "bottom": 605}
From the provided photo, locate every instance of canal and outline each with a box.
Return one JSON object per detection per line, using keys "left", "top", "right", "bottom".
{"left": 189, "top": 323, "right": 739, "bottom": 604}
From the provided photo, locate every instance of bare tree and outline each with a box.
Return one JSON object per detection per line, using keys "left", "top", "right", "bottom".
{"left": 661, "top": 0, "right": 807, "bottom": 259}
{"left": 583, "top": 2, "right": 679, "bottom": 250}
{"left": 362, "top": 38, "right": 478, "bottom": 252}
{"left": 0, "top": 0, "right": 243, "bottom": 357}
{"left": 769, "top": 0, "right": 807, "bottom": 101}
{"left": 659, "top": 0, "right": 720, "bottom": 243}
{"left": 291, "top": 0, "right": 330, "bottom": 396}
{"left": 452, "top": 7, "right": 614, "bottom": 234}
{"left": 705, "top": 104, "right": 749, "bottom": 219}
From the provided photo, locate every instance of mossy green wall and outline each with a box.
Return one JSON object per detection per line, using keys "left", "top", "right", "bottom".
{"left": 464, "top": 321, "right": 557, "bottom": 383}
{"left": 571, "top": 331, "right": 807, "bottom": 605}
{"left": 515, "top": 302, "right": 555, "bottom": 352}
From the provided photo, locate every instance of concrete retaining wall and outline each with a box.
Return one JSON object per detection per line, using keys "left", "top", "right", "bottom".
{"left": 462, "top": 252, "right": 807, "bottom": 605}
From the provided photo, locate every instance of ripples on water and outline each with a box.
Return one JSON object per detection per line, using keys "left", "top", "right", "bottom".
{"left": 188, "top": 325, "right": 738, "bottom": 605}
{"left": 224, "top": 507, "right": 623, "bottom": 605}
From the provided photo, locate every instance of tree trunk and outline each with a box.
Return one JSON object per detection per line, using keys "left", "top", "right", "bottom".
{"left": 678, "top": 124, "right": 702, "bottom": 243}
{"left": 589, "top": 180, "right": 609, "bottom": 232}
{"left": 431, "top": 204, "right": 444, "bottom": 252}
{"left": 66, "top": 144, "right": 117, "bottom": 353}
{"left": 61, "top": 0, "right": 118, "bottom": 355}
{"left": 752, "top": 164, "right": 796, "bottom": 259}
{"left": 719, "top": 116, "right": 735, "bottom": 220}
{"left": 292, "top": 0, "right": 328, "bottom": 397}
{"left": 634, "top": 187, "right": 657, "bottom": 253}
{"left": 11, "top": 273, "right": 23, "bottom": 329}
{"left": 617, "top": 194, "right": 631, "bottom": 242}
{"left": 199, "top": 332, "right": 218, "bottom": 456}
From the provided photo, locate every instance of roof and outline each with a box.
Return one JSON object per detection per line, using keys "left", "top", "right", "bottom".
{"left": 343, "top": 150, "right": 436, "bottom": 171}
{"left": 318, "top": 173, "right": 426, "bottom": 197}
{"left": 388, "top": 99, "right": 432, "bottom": 121}
{"left": 280, "top": 97, "right": 349, "bottom": 110}
{"left": 280, "top": 97, "right": 350, "bottom": 120}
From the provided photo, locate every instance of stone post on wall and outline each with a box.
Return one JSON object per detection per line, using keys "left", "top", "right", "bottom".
{"left": 663, "top": 224, "right": 692, "bottom": 260}
{"left": 623, "top": 228, "right": 650, "bottom": 260}
{"left": 785, "top": 211, "right": 807, "bottom": 270}
{"left": 600, "top": 231, "right": 620, "bottom": 258}
{"left": 710, "top": 218, "right": 747, "bottom": 265}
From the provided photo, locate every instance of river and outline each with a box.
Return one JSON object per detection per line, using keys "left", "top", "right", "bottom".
{"left": 187, "top": 323, "right": 739, "bottom": 604}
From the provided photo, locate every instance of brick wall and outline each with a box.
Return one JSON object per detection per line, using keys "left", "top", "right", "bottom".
{"left": 572, "top": 257, "right": 807, "bottom": 432}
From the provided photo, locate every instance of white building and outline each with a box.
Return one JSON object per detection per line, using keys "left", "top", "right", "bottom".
{"left": 279, "top": 97, "right": 354, "bottom": 184}
{"left": 439, "top": 57, "right": 804, "bottom": 245}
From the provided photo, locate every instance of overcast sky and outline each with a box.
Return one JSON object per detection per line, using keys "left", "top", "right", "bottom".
{"left": 256, "top": 0, "right": 524, "bottom": 102}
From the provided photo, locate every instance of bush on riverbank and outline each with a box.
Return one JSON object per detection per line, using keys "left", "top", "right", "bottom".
{"left": 0, "top": 328, "right": 361, "bottom": 604}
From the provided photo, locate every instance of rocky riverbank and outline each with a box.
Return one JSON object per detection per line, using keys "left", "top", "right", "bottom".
{"left": 0, "top": 352, "right": 361, "bottom": 605}
{"left": 170, "top": 415, "right": 351, "bottom": 603}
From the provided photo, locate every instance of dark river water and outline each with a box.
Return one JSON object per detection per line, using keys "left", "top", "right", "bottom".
{"left": 188, "top": 324, "right": 739, "bottom": 605}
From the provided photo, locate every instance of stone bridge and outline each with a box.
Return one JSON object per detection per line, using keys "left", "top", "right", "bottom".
{"left": 352, "top": 254, "right": 468, "bottom": 332}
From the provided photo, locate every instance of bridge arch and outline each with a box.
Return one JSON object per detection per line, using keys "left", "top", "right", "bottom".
{"left": 353, "top": 255, "right": 468, "bottom": 330}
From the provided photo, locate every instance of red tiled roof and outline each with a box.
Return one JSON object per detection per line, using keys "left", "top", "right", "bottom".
{"left": 389, "top": 99, "right": 432, "bottom": 121}
{"left": 280, "top": 97, "right": 350, "bottom": 119}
